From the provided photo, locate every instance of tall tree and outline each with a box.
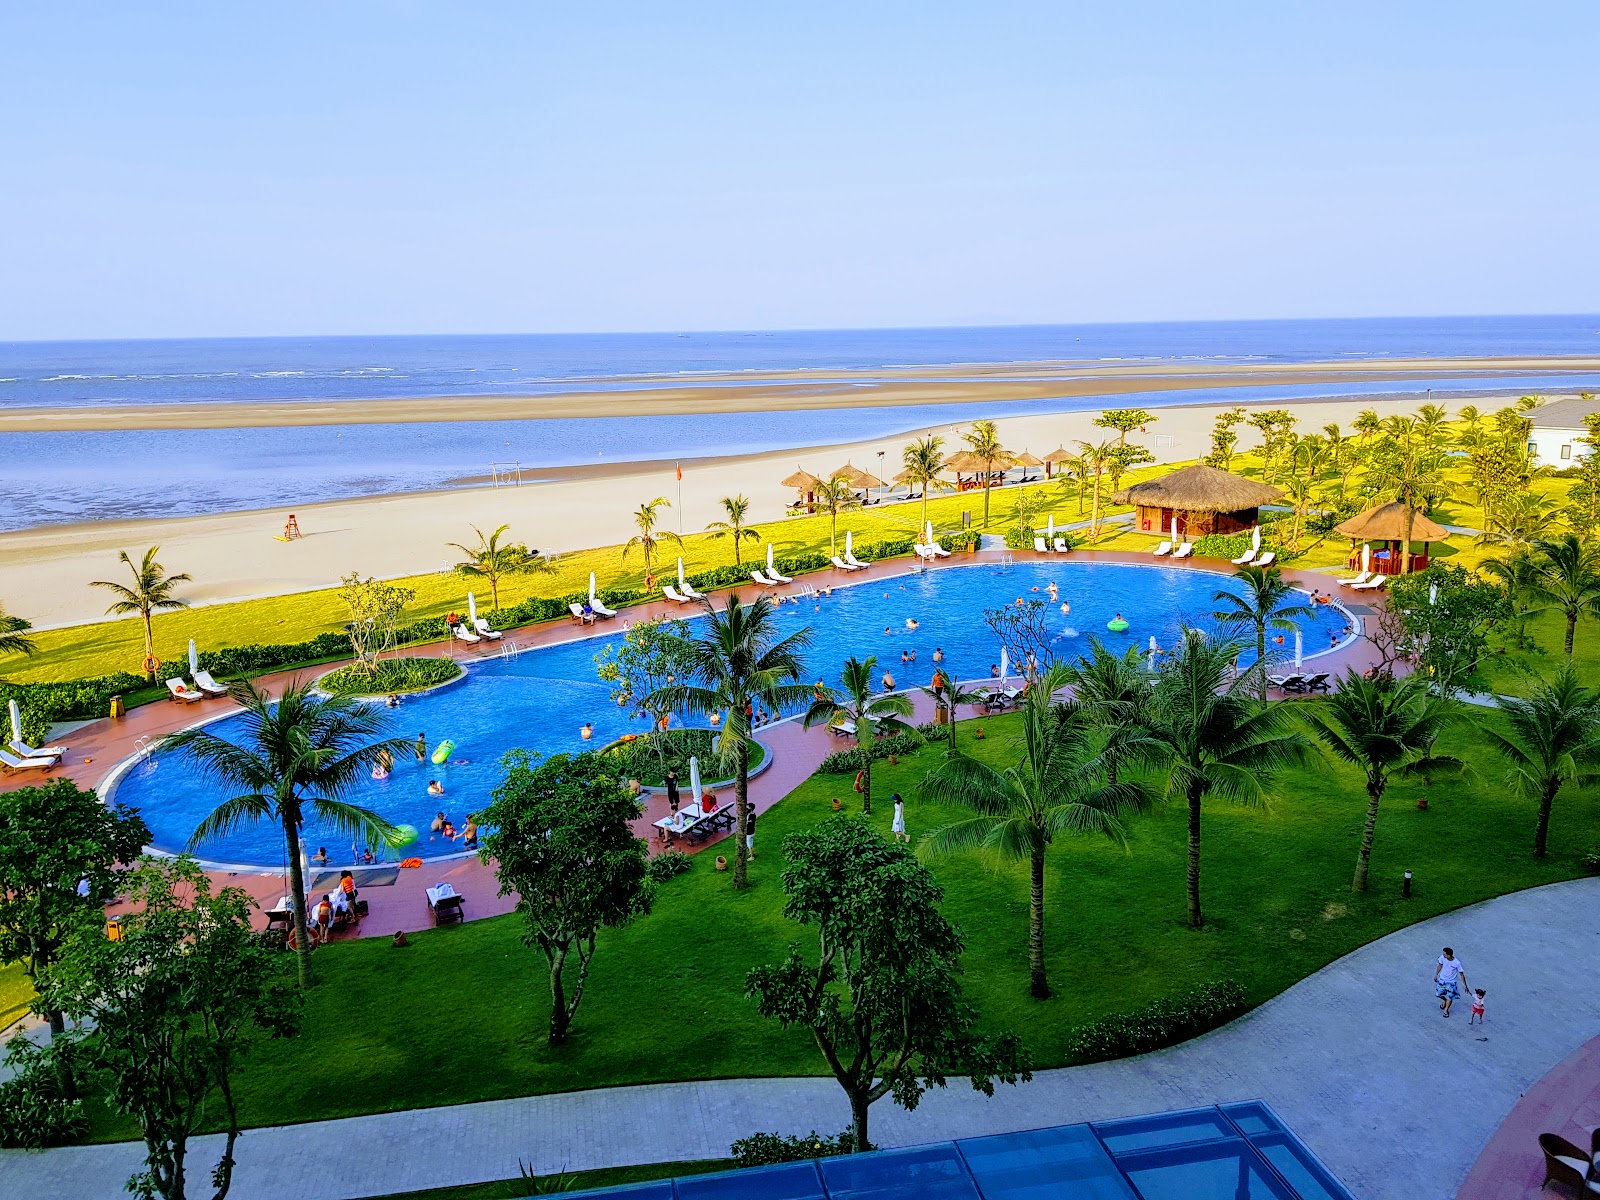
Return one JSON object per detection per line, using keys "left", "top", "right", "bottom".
{"left": 448, "top": 524, "right": 550, "bottom": 610}
{"left": 593, "top": 617, "right": 697, "bottom": 765}
{"left": 704, "top": 494, "right": 761, "bottom": 566}
{"left": 338, "top": 574, "right": 416, "bottom": 672}
{"left": 1485, "top": 662, "right": 1600, "bottom": 858}
{"left": 746, "top": 818, "right": 1029, "bottom": 1152}
{"left": 1211, "top": 564, "right": 1316, "bottom": 700}
{"left": 1075, "top": 439, "right": 1115, "bottom": 541}
{"left": 0, "top": 601, "right": 37, "bottom": 660}
{"left": 921, "top": 666, "right": 1150, "bottom": 998}
{"left": 1301, "top": 671, "right": 1455, "bottom": 892}
{"left": 812, "top": 474, "right": 862, "bottom": 558}
{"left": 1145, "top": 630, "right": 1309, "bottom": 928}
{"left": 477, "top": 751, "right": 652, "bottom": 1044}
{"left": 1365, "top": 422, "right": 1447, "bottom": 573}
{"left": 1093, "top": 408, "right": 1153, "bottom": 447}
{"left": 962, "top": 419, "right": 1010, "bottom": 527}
{"left": 91, "top": 547, "right": 192, "bottom": 682}
{"left": 1065, "top": 638, "right": 1154, "bottom": 781}
{"left": 1204, "top": 407, "right": 1247, "bottom": 471}
{"left": 1527, "top": 534, "right": 1600, "bottom": 656}
{"left": 644, "top": 594, "right": 811, "bottom": 889}
{"left": 622, "top": 496, "right": 682, "bottom": 589}
{"left": 804, "top": 656, "right": 916, "bottom": 816}
{"left": 37, "top": 857, "right": 300, "bottom": 1200}
{"left": 900, "top": 434, "right": 947, "bottom": 533}
{"left": 0, "top": 779, "right": 149, "bottom": 1037}
{"left": 163, "top": 680, "right": 405, "bottom": 987}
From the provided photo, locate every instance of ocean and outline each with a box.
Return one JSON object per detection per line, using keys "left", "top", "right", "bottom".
{"left": 2, "top": 316, "right": 1597, "bottom": 531}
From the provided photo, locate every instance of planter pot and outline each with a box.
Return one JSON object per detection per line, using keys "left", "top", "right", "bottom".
{"left": 831, "top": 798, "right": 842, "bottom": 811}
{"left": 887, "top": 754, "right": 899, "bottom": 766}
{"left": 974, "top": 728, "right": 986, "bottom": 740}
{"left": 1416, "top": 798, "right": 1429, "bottom": 811}
{"left": 715, "top": 856, "right": 728, "bottom": 871}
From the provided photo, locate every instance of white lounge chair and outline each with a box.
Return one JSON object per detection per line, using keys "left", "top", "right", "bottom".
{"left": 0, "top": 748, "right": 55, "bottom": 771}
{"left": 929, "top": 541, "right": 951, "bottom": 558}
{"left": 1267, "top": 673, "right": 1308, "bottom": 692}
{"left": 914, "top": 544, "right": 934, "bottom": 561}
{"left": 1338, "top": 571, "right": 1372, "bottom": 587}
{"left": 166, "top": 678, "right": 204, "bottom": 703}
{"left": 680, "top": 580, "right": 707, "bottom": 600}
{"left": 767, "top": 565, "right": 793, "bottom": 584}
{"left": 1052, "top": 538, "right": 1071, "bottom": 554}
{"left": 570, "top": 603, "right": 596, "bottom": 625}
{"left": 1231, "top": 548, "right": 1256, "bottom": 565}
{"left": 828, "top": 717, "right": 857, "bottom": 737}
{"left": 751, "top": 569, "right": 776, "bottom": 586}
{"left": 845, "top": 548, "right": 871, "bottom": 569}
{"left": 472, "top": 617, "right": 502, "bottom": 640}
{"left": 192, "top": 669, "right": 229, "bottom": 697}
{"left": 831, "top": 555, "right": 866, "bottom": 572}
{"left": 1172, "top": 543, "right": 1194, "bottom": 559}
{"left": 1250, "top": 551, "right": 1276, "bottom": 567}
{"left": 8, "top": 739, "right": 63, "bottom": 763}
{"left": 1350, "top": 576, "right": 1387, "bottom": 591}
{"left": 1033, "top": 537, "right": 1050, "bottom": 554}
{"left": 662, "top": 584, "right": 692, "bottom": 603}
{"left": 589, "top": 597, "right": 619, "bottom": 618}
{"left": 452, "top": 624, "right": 481, "bottom": 644}
{"left": 1152, "top": 541, "right": 1172, "bottom": 557}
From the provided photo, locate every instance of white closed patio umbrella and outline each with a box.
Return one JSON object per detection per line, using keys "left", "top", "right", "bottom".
{"left": 467, "top": 592, "right": 477, "bottom": 623}
{"left": 845, "top": 530, "right": 855, "bottom": 559}
{"left": 678, "top": 557, "right": 689, "bottom": 589}
{"left": 689, "top": 756, "right": 703, "bottom": 806}
{"left": 926, "top": 520, "right": 936, "bottom": 544}
{"left": 188, "top": 638, "right": 199, "bottom": 677}
{"left": 1171, "top": 513, "right": 1180, "bottom": 544}
{"left": 999, "top": 648, "right": 1009, "bottom": 683}
{"left": 1147, "top": 636, "right": 1158, "bottom": 672}
{"left": 1047, "top": 514, "right": 1055, "bottom": 540}
{"left": 1361, "top": 543, "right": 1371, "bottom": 575}
{"left": 589, "top": 571, "right": 599, "bottom": 601}
{"left": 1294, "top": 630, "right": 1303, "bottom": 668}
{"left": 767, "top": 544, "right": 777, "bottom": 572}
{"left": 1252, "top": 525, "right": 1262, "bottom": 554}
{"left": 8, "top": 699, "right": 21, "bottom": 743}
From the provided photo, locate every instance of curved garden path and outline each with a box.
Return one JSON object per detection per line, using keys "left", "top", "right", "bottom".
{"left": 5, "top": 876, "right": 1595, "bottom": 1200}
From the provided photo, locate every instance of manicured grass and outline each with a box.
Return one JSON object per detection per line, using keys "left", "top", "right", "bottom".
{"left": 0, "top": 962, "right": 33, "bottom": 1031}
{"left": 83, "top": 704, "right": 1600, "bottom": 1141}
{"left": 1479, "top": 606, "right": 1600, "bottom": 697}
{"left": 359, "top": 1159, "right": 733, "bottom": 1200}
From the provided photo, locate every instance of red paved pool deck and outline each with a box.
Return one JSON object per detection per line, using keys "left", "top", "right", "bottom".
{"left": 1456, "top": 1034, "right": 1600, "bottom": 1199}
{"left": 2, "top": 548, "right": 1386, "bottom": 939}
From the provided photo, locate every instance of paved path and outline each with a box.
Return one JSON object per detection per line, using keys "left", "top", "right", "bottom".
{"left": 5, "top": 877, "right": 1594, "bottom": 1200}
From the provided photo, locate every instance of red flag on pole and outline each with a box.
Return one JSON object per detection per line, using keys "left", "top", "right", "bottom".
{"left": 676, "top": 463, "right": 682, "bottom": 481}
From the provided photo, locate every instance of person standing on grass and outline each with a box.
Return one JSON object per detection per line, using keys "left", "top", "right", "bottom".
{"left": 890, "top": 793, "right": 908, "bottom": 843}
{"left": 1434, "top": 947, "right": 1469, "bottom": 1018}
{"left": 744, "top": 805, "right": 757, "bottom": 860}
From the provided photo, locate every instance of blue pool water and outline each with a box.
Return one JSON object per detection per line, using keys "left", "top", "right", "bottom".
{"left": 112, "top": 562, "right": 1351, "bottom": 867}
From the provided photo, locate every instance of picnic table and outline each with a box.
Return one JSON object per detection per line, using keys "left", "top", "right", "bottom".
{"left": 653, "top": 800, "right": 736, "bottom": 845}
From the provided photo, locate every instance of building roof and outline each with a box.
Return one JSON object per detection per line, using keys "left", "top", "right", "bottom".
{"left": 1528, "top": 398, "right": 1598, "bottom": 431}
{"left": 1110, "top": 463, "right": 1282, "bottom": 512}
{"left": 1334, "top": 501, "right": 1450, "bottom": 542}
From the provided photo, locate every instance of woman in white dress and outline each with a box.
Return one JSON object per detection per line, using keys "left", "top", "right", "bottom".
{"left": 890, "top": 793, "right": 908, "bottom": 843}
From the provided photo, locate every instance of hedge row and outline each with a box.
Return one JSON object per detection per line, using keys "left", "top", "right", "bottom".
{"left": 319, "top": 657, "right": 462, "bottom": 696}
{"left": 730, "top": 1129, "right": 863, "bottom": 1169}
{"left": 1063, "top": 980, "right": 1248, "bottom": 1063}
{"left": 816, "top": 730, "right": 926, "bottom": 774}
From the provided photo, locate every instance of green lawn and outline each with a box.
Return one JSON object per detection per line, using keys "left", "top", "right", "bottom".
{"left": 1479, "top": 606, "right": 1600, "bottom": 696}
{"left": 360, "top": 1159, "right": 732, "bottom": 1200}
{"left": 0, "top": 962, "right": 33, "bottom": 1031}
{"left": 81, "top": 704, "right": 1600, "bottom": 1142}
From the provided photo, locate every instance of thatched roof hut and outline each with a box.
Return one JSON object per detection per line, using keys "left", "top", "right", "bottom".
{"left": 831, "top": 462, "right": 886, "bottom": 489}
{"left": 1011, "top": 450, "right": 1044, "bottom": 467}
{"left": 780, "top": 468, "right": 823, "bottom": 491}
{"left": 1112, "top": 464, "right": 1282, "bottom": 540}
{"left": 1334, "top": 501, "right": 1449, "bottom": 542}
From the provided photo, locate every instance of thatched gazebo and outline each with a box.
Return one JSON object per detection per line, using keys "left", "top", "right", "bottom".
{"left": 831, "top": 462, "right": 886, "bottom": 492}
{"left": 945, "top": 449, "right": 1014, "bottom": 492}
{"left": 1042, "top": 446, "right": 1075, "bottom": 478}
{"left": 1334, "top": 502, "right": 1449, "bottom": 575}
{"left": 781, "top": 468, "right": 823, "bottom": 510}
{"left": 1112, "top": 463, "right": 1282, "bottom": 539}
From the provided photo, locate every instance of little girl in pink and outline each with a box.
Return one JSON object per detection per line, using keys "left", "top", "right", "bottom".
{"left": 1468, "top": 988, "right": 1487, "bottom": 1025}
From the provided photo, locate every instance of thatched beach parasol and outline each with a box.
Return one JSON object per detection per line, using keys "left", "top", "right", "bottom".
{"left": 1042, "top": 446, "right": 1074, "bottom": 478}
{"left": 831, "top": 462, "right": 886, "bottom": 489}
{"left": 780, "top": 468, "right": 824, "bottom": 492}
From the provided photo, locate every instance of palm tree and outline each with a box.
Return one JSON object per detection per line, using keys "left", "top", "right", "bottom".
{"left": 1527, "top": 534, "right": 1600, "bottom": 656}
{"left": 448, "top": 524, "right": 550, "bottom": 610}
{"left": 916, "top": 677, "right": 983, "bottom": 751}
{"left": 1055, "top": 452, "right": 1088, "bottom": 515}
{"left": 91, "top": 546, "right": 192, "bottom": 682}
{"left": 1065, "top": 638, "right": 1152, "bottom": 782}
{"left": 921, "top": 665, "right": 1151, "bottom": 998}
{"left": 622, "top": 497, "right": 682, "bottom": 589}
{"left": 1076, "top": 439, "right": 1116, "bottom": 541}
{"left": 812, "top": 474, "right": 861, "bottom": 557}
{"left": 1145, "top": 630, "right": 1310, "bottom": 929}
{"left": 1211, "top": 564, "right": 1316, "bottom": 700}
{"left": 804, "top": 657, "right": 916, "bottom": 816}
{"left": 704, "top": 494, "right": 761, "bottom": 566}
{"left": 1301, "top": 671, "right": 1455, "bottom": 892}
{"left": 901, "top": 434, "right": 947, "bottom": 532}
{"left": 0, "top": 601, "right": 37, "bottom": 660}
{"left": 1482, "top": 550, "right": 1541, "bottom": 650}
{"left": 962, "top": 420, "right": 1010, "bottom": 527}
{"left": 1485, "top": 662, "right": 1600, "bottom": 858}
{"left": 163, "top": 680, "right": 405, "bottom": 987}
{"left": 1365, "top": 426, "right": 1447, "bottom": 573}
{"left": 1281, "top": 476, "right": 1316, "bottom": 549}
{"left": 643, "top": 594, "right": 812, "bottom": 889}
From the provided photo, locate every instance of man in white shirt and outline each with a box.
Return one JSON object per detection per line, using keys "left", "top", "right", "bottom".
{"left": 1433, "top": 946, "right": 1469, "bottom": 1018}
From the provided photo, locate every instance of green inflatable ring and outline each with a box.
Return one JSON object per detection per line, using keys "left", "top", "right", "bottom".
{"left": 1106, "top": 618, "right": 1130, "bottom": 633}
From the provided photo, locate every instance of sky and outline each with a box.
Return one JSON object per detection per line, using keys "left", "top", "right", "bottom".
{"left": 1, "top": 2, "right": 1597, "bottom": 340}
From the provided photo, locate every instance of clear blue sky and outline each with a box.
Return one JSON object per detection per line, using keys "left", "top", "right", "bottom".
{"left": 2, "top": 2, "right": 1595, "bottom": 340}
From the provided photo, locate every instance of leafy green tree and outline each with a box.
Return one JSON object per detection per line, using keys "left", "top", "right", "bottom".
{"left": 1093, "top": 408, "right": 1153, "bottom": 447}
{"left": 163, "top": 680, "right": 405, "bottom": 987}
{"left": 1528, "top": 534, "right": 1600, "bottom": 656}
{"left": 1105, "top": 442, "right": 1156, "bottom": 493}
{"left": 916, "top": 677, "right": 983, "bottom": 751}
{"left": 746, "top": 817, "right": 1029, "bottom": 1151}
{"left": 901, "top": 434, "right": 947, "bottom": 532}
{"left": 804, "top": 656, "right": 916, "bottom": 816}
{"left": 0, "top": 601, "right": 36, "bottom": 660}
{"left": 37, "top": 857, "right": 300, "bottom": 1200}
{"left": 645, "top": 594, "right": 811, "bottom": 889}
{"left": 962, "top": 419, "right": 1009, "bottom": 527}
{"left": 921, "top": 666, "right": 1150, "bottom": 998}
{"left": 91, "top": 547, "right": 192, "bottom": 681}
{"left": 1246, "top": 410, "right": 1298, "bottom": 482}
{"left": 338, "top": 573, "right": 417, "bottom": 671}
{"left": 704, "top": 494, "right": 761, "bottom": 566}
{"left": 1377, "top": 565, "right": 1510, "bottom": 696}
{"left": 812, "top": 474, "right": 862, "bottom": 557}
{"left": 622, "top": 496, "right": 682, "bottom": 588}
{"left": 1365, "top": 422, "right": 1447, "bottom": 573}
{"left": 1204, "top": 407, "right": 1246, "bottom": 471}
{"left": 594, "top": 617, "right": 697, "bottom": 766}
{"left": 1145, "top": 630, "right": 1309, "bottom": 928}
{"left": 1301, "top": 672, "right": 1456, "bottom": 892}
{"left": 1485, "top": 662, "right": 1600, "bottom": 858}
{"left": 449, "top": 524, "right": 551, "bottom": 610}
{"left": 1065, "top": 638, "right": 1153, "bottom": 781}
{"left": 1211, "top": 564, "right": 1315, "bottom": 701}
{"left": 477, "top": 751, "right": 652, "bottom": 1044}
{"left": 1482, "top": 550, "right": 1542, "bottom": 651}
{"left": 0, "top": 779, "right": 149, "bottom": 1037}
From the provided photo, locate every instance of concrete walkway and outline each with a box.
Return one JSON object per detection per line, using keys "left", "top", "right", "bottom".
{"left": 5, "top": 877, "right": 1595, "bottom": 1200}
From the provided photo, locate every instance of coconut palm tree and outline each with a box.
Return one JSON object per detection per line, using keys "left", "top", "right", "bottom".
{"left": 1482, "top": 549, "right": 1542, "bottom": 651}
{"left": 1301, "top": 671, "right": 1456, "bottom": 892}
{"left": 1076, "top": 439, "right": 1116, "bottom": 541}
{"left": 622, "top": 497, "right": 682, "bottom": 589}
{"left": 1065, "top": 638, "right": 1153, "bottom": 783}
{"left": 1527, "top": 534, "right": 1600, "bottom": 656}
{"left": 812, "top": 474, "right": 861, "bottom": 558}
{"left": 91, "top": 547, "right": 192, "bottom": 682}
{"left": 1485, "top": 661, "right": 1600, "bottom": 858}
{"left": 1054, "top": 452, "right": 1088, "bottom": 515}
{"left": 163, "top": 680, "right": 406, "bottom": 987}
{"left": 0, "top": 601, "right": 37, "bottom": 660}
{"left": 916, "top": 676, "right": 983, "bottom": 751}
{"left": 704, "top": 494, "right": 761, "bottom": 566}
{"left": 1364, "top": 428, "right": 1447, "bottom": 574}
{"left": 643, "top": 594, "right": 812, "bottom": 889}
{"left": 1144, "top": 630, "right": 1310, "bottom": 929}
{"left": 901, "top": 434, "right": 946, "bottom": 532}
{"left": 962, "top": 420, "right": 1010, "bottom": 527}
{"left": 1212, "top": 565, "right": 1316, "bottom": 701}
{"left": 804, "top": 656, "right": 917, "bottom": 816}
{"left": 448, "top": 524, "right": 551, "bottom": 610}
{"left": 921, "top": 665, "right": 1151, "bottom": 998}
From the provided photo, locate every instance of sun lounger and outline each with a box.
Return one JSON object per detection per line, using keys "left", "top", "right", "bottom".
{"left": 767, "top": 565, "right": 793, "bottom": 584}
{"left": 1231, "top": 548, "right": 1256, "bottom": 565}
{"left": 1249, "top": 551, "right": 1276, "bottom": 567}
{"left": 830, "top": 556, "right": 866, "bottom": 572}
{"left": 1302, "top": 672, "right": 1331, "bottom": 693}
{"left": 662, "top": 584, "right": 692, "bottom": 603}
{"left": 1172, "top": 543, "right": 1194, "bottom": 559}
{"left": 1268, "top": 673, "right": 1308, "bottom": 693}
{"left": 192, "top": 669, "right": 229, "bottom": 697}
{"left": 1034, "top": 537, "right": 1050, "bottom": 554}
{"left": 589, "top": 597, "right": 619, "bottom": 618}
{"left": 828, "top": 717, "right": 857, "bottom": 737}
{"left": 680, "top": 580, "right": 707, "bottom": 600}
{"left": 0, "top": 748, "right": 56, "bottom": 771}
{"left": 1052, "top": 538, "right": 1071, "bottom": 553}
{"left": 914, "top": 544, "right": 934, "bottom": 561}
{"left": 426, "top": 884, "right": 464, "bottom": 926}
{"left": 1338, "top": 571, "right": 1372, "bottom": 587}
{"left": 751, "top": 569, "right": 776, "bottom": 586}
{"left": 165, "top": 678, "right": 204, "bottom": 703}
{"left": 8, "top": 739, "right": 63, "bottom": 763}
{"left": 452, "top": 624, "right": 482, "bottom": 644}
{"left": 1350, "top": 576, "right": 1387, "bottom": 591}
{"left": 1152, "top": 541, "right": 1172, "bottom": 557}
{"left": 845, "top": 549, "right": 871, "bottom": 569}
{"left": 930, "top": 541, "right": 950, "bottom": 557}
{"left": 472, "top": 618, "right": 502, "bottom": 640}
{"left": 569, "top": 603, "right": 596, "bottom": 625}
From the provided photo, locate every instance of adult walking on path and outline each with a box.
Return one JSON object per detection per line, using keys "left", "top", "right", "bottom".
{"left": 1435, "top": 945, "right": 1469, "bottom": 1018}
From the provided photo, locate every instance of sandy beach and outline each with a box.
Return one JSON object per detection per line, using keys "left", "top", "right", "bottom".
{"left": 0, "top": 388, "right": 1544, "bottom": 630}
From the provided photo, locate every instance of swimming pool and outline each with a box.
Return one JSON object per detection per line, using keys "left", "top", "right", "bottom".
{"left": 110, "top": 561, "right": 1353, "bottom": 868}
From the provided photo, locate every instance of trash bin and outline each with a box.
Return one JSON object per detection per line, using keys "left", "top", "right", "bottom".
{"left": 109, "top": 695, "right": 126, "bottom": 720}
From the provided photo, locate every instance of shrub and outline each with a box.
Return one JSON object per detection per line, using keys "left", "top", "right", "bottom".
{"left": 1584, "top": 849, "right": 1600, "bottom": 875}
{"left": 817, "top": 730, "right": 924, "bottom": 773}
{"left": 730, "top": 1129, "right": 865, "bottom": 1168}
{"left": 0, "top": 1040, "right": 87, "bottom": 1149}
{"left": 596, "top": 728, "right": 762, "bottom": 785}
{"left": 1190, "top": 528, "right": 1302, "bottom": 564}
{"left": 646, "top": 850, "right": 694, "bottom": 883}
{"left": 320, "top": 657, "right": 462, "bottom": 696}
{"left": 1064, "top": 980, "right": 1248, "bottom": 1063}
